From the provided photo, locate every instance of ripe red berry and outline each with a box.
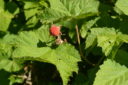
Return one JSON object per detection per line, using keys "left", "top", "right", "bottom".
{"left": 50, "top": 25, "right": 61, "bottom": 36}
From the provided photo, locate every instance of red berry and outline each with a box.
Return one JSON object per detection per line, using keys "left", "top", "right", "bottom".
{"left": 50, "top": 25, "right": 61, "bottom": 36}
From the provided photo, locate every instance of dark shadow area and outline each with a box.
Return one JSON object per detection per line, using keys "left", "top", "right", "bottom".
{"left": 0, "top": 70, "right": 10, "bottom": 85}
{"left": 32, "top": 62, "right": 62, "bottom": 85}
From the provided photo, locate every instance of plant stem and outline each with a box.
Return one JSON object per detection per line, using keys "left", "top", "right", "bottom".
{"left": 75, "top": 25, "right": 80, "bottom": 45}
{"left": 96, "top": 56, "right": 105, "bottom": 66}
{"left": 75, "top": 25, "right": 95, "bottom": 66}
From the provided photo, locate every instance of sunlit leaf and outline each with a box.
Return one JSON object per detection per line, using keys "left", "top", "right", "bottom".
{"left": 116, "top": 0, "right": 128, "bottom": 15}
{"left": 40, "top": 0, "right": 99, "bottom": 23}
{"left": 13, "top": 44, "right": 81, "bottom": 85}
{"left": 93, "top": 59, "right": 128, "bottom": 85}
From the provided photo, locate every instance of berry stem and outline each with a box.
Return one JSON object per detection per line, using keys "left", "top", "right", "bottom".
{"left": 75, "top": 25, "right": 95, "bottom": 66}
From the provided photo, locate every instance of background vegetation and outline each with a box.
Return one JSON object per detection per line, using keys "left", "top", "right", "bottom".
{"left": 0, "top": 0, "right": 128, "bottom": 85}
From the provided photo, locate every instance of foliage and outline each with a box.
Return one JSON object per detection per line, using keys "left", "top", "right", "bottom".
{"left": 94, "top": 59, "right": 128, "bottom": 85}
{"left": 0, "top": 0, "right": 128, "bottom": 85}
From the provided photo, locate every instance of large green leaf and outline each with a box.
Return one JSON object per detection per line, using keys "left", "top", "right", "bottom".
{"left": 93, "top": 59, "right": 128, "bottom": 85}
{"left": 15, "top": 29, "right": 54, "bottom": 47}
{"left": 13, "top": 43, "right": 81, "bottom": 85}
{"left": 0, "top": 34, "right": 23, "bottom": 72}
{"left": 15, "top": 31, "right": 39, "bottom": 47}
{"left": 85, "top": 28, "right": 128, "bottom": 57}
{"left": 41, "top": 0, "right": 99, "bottom": 23}
{"left": 96, "top": 28, "right": 117, "bottom": 56}
{"left": 116, "top": 0, "right": 128, "bottom": 15}
{"left": 86, "top": 28, "right": 117, "bottom": 55}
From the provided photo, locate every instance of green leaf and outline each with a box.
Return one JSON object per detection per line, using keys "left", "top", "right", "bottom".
{"left": 116, "top": 0, "right": 128, "bottom": 15}
{"left": 0, "top": 1, "right": 16, "bottom": 31}
{"left": 41, "top": 0, "right": 99, "bottom": 23}
{"left": 39, "top": 0, "right": 49, "bottom": 8}
{"left": 80, "top": 17, "right": 99, "bottom": 38}
{"left": 35, "top": 25, "right": 55, "bottom": 43}
{"left": 15, "top": 29, "right": 54, "bottom": 47}
{"left": 16, "top": 31, "right": 39, "bottom": 47}
{"left": 86, "top": 28, "right": 116, "bottom": 49}
{"left": 0, "top": 11, "right": 13, "bottom": 31}
{"left": 96, "top": 28, "right": 117, "bottom": 56}
{"left": 0, "top": 34, "right": 23, "bottom": 72}
{"left": 85, "top": 28, "right": 127, "bottom": 57}
{"left": 24, "top": 1, "right": 39, "bottom": 19}
{"left": 13, "top": 46, "right": 51, "bottom": 60}
{"left": 26, "top": 16, "right": 39, "bottom": 28}
{"left": 118, "top": 33, "right": 128, "bottom": 43}
{"left": 0, "top": 40, "right": 12, "bottom": 59}
{"left": 0, "top": 34, "right": 17, "bottom": 59}
{"left": 6, "top": 1, "right": 19, "bottom": 15}
{"left": 86, "top": 33, "right": 96, "bottom": 49}
{"left": 0, "top": 0, "right": 4, "bottom": 9}
{"left": 93, "top": 59, "right": 128, "bottom": 85}
{"left": 0, "top": 59, "right": 23, "bottom": 72}
{"left": 9, "top": 75, "right": 24, "bottom": 85}
{"left": 13, "top": 44, "right": 81, "bottom": 85}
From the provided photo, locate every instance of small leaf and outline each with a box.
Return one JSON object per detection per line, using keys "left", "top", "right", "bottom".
{"left": 9, "top": 75, "right": 24, "bottom": 85}
{"left": 80, "top": 17, "right": 99, "bottom": 38}
{"left": 86, "top": 33, "right": 96, "bottom": 49}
